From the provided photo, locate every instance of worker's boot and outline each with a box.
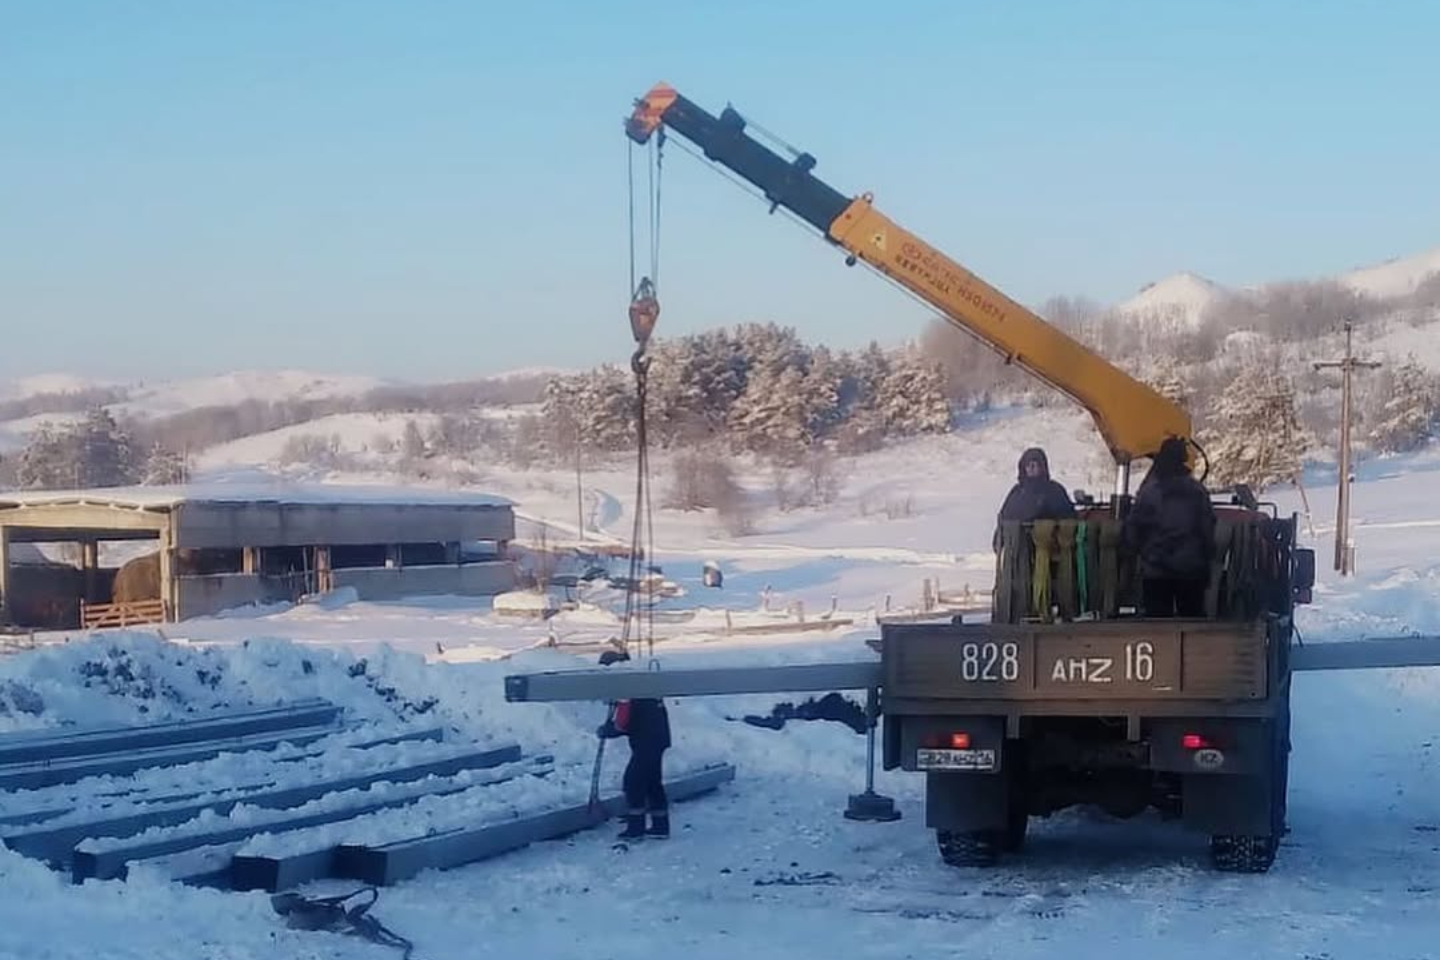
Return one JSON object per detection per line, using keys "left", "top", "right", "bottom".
{"left": 647, "top": 811, "right": 670, "bottom": 838}
{"left": 618, "top": 813, "right": 647, "bottom": 841}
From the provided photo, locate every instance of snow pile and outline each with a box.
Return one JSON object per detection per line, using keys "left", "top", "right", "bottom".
{"left": 0, "top": 632, "right": 463, "bottom": 735}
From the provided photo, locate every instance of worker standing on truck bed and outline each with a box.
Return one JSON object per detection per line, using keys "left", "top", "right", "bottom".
{"left": 1123, "top": 437, "right": 1216, "bottom": 617}
{"left": 597, "top": 649, "right": 672, "bottom": 840}
{"left": 995, "top": 447, "right": 1075, "bottom": 542}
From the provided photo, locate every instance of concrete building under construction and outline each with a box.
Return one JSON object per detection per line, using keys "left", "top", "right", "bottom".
{"left": 0, "top": 483, "right": 516, "bottom": 630}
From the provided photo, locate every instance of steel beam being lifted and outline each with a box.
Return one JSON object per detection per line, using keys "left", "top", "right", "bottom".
{"left": 504, "top": 635, "right": 1440, "bottom": 704}
{"left": 504, "top": 661, "right": 884, "bottom": 702}
{"left": 1291, "top": 636, "right": 1440, "bottom": 672}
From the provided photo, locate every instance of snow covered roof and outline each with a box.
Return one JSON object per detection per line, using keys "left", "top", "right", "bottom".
{"left": 0, "top": 482, "right": 513, "bottom": 511}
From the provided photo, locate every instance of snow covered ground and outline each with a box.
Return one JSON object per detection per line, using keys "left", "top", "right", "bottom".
{"left": 2, "top": 406, "right": 1440, "bottom": 960}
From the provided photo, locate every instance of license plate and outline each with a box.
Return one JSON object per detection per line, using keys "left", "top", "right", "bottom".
{"left": 916, "top": 747, "right": 996, "bottom": 771}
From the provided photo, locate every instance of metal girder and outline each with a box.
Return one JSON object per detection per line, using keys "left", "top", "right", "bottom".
{"left": 505, "top": 662, "right": 883, "bottom": 702}
{"left": 227, "top": 754, "right": 554, "bottom": 892}
{"left": 0, "top": 728, "right": 443, "bottom": 832}
{"left": 6, "top": 743, "right": 524, "bottom": 866}
{"left": 337, "top": 763, "right": 737, "bottom": 886}
{"left": 0, "top": 722, "right": 346, "bottom": 792}
{"left": 71, "top": 755, "right": 542, "bottom": 883}
{"left": 0, "top": 698, "right": 341, "bottom": 765}
{"left": 505, "top": 635, "right": 1440, "bottom": 705}
{"left": 1292, "top": 636, "right": 1440, "bottom": 672}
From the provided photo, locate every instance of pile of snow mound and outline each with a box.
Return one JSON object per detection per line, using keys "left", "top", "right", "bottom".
{"left": 493, "top": 590, "right": 562, "bottom": 618}
{"left": 0, "top": 633, "right": 449, "bottom": 734}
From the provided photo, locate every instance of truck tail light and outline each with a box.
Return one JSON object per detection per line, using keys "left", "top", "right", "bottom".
{"left": 950, "top": 732, "right": 971, "bottom": 749}
{"left": 1182, "top": 733, "right": 1211, "bottom": 750}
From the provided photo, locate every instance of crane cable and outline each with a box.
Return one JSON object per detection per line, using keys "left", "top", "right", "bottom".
{"left": 590, "top": 131, "right": 663, "bottom": 816}
{"left": 622, "top": 131, "right": 662, "bottom": 661}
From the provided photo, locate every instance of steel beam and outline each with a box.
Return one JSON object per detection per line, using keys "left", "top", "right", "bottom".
{"left": 505, "top": 662, "right": 883, "bottom": 702}
{"left": 0, "top": 722, "right": 344, "bottom": 792}
{"left": 227, "top": 755, "right": 554, "bottom": 892}
{"left": 71, "top": 763, "right": 533, "bottom": 883}
{"left": 0, "top": 699, "right": 340, "bottom": 765}
{"left": 337, "top": 763, "right": 736, "bottom": 886}
{"left": 0, "top": 726, "right": 445, "bottom": 831}
{"left": 0, "top": 807, "right": 72, "bottom": 828}
{"left": 6, "top": 743, "right": 524, "bottom": 866}
{"left": 1292, "top": 636, "right": 1440, "bottom": 672}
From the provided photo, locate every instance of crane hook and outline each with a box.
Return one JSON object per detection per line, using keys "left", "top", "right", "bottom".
{"left": 629, "top": 276, "right": 660, "bottom": 348}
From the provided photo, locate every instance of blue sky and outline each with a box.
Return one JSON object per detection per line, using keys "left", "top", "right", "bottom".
{"left": 3, "top": 0, "right": 1438, "bottom": 384}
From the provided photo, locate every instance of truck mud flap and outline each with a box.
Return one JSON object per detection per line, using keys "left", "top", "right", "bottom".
{"left": 1148, "top": 718, "right": 1279, "bottom": 776}
{"left": 925, "top": 770, "right": 1012, "bottom": 833}
{"left": 1182, "top": 773, "right": 1278, "bottom": 836}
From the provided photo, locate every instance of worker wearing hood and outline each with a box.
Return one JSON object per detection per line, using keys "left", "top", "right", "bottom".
{"left": 997, "top": 447, "right": 1076, "bottom": 526}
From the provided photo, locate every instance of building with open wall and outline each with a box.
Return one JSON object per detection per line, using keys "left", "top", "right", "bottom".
{"left": 0, "top": 483, "right": 516, "bottom": 629}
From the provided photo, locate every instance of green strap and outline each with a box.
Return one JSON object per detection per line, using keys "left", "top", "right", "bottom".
{"left": 1055, "top": 521, "right": 1078, "bottom": 621}
{"left": 1031, "top": 520, "right": 1056, "bottom": 622}
{"left": 1075, "top": 521, "right": 1090, "bottom": 615}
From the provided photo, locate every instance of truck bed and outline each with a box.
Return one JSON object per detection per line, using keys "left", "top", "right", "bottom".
{"left": 881, "top": 619, "right": 1275, "bottom": 716}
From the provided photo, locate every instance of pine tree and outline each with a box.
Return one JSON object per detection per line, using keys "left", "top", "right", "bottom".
{"left": 800, "top": 346, "right": 843, "bottom": 441}
{"left": 875, "top": 351, "right": 952, "bottom": 436}
{"left": 1198, "top": 367, "right": 1310, "bottom": 491}
{"left": 17, "top": 422, "right": 70, "bottom": 489}
{"left": 1365, "top": 358, "right": 1438, "bottom": 454}
{"left": 17, "top": 408, "right": 138, "bottom": 490}
{"left": 400, "top": 419, "right": 428, "bottom": 460}
{"left": 1142, "top": 356, "right": 1191, "bottom": 410}
{"left": 72, "top": 407, "right": 136, "bottom": 487}
{"left": 728, "top": 365, "right": 811, "bottom": 460}
{"left": 141, "top": 443, "right": 189, "bottom": 485}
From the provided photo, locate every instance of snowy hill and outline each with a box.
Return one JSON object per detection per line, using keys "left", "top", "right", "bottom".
{"left": 1337, "top": 246, "right": 1440, "bottom": 300}
{"left": 1115, "top": 272, "right": 1228, "bottom": 329}
{"left": 0, "top": 373, "right": 108, "bottom": 401}
{"left": 115, "top": 369, "right": 392, "bottom": 418}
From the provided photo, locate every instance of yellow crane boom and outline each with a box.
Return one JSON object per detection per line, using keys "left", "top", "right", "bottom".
{"left": 626, "top": 82, "right": 1191, "bottom": 489}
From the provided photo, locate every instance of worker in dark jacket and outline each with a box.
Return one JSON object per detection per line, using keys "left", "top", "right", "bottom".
{"left": 994, "top": 447, "right": 1076, "bottom": 549}
{"left": 1123, "top": 437, "right": 1216, "bottom": 617}
{"left": 597, "top": 649, "right": 672, "bottom": 840}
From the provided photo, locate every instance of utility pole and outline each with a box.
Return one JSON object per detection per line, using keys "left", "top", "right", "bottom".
{"left": 575, "top": 441, "right": 585, "bottom": 542}
{"left": 1313, "top": 319, "right": 1381, "bottom": 574}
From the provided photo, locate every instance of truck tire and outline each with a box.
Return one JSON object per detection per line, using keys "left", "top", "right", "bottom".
{"left": 937, "top": 829, "right": 1000, "bottom": 868}
{"left": 1209, "top": 712, "right": 1288, "bottom": 874}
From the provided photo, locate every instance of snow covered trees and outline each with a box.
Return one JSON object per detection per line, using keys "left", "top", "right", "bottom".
{"left": 17, "top": 408, "right": 139, "bottom": 490}
{"left": 1363, "top": 357, "right": 1439, "bottom": 454}
{"left": 140, "top": 443, "right": 190, "bottom": 485}
{"left": 537, "top": 323, "right": 952, "bottom": 462}
{"left": 1198, "top": 368, "right": 1310, "bottom": 491}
